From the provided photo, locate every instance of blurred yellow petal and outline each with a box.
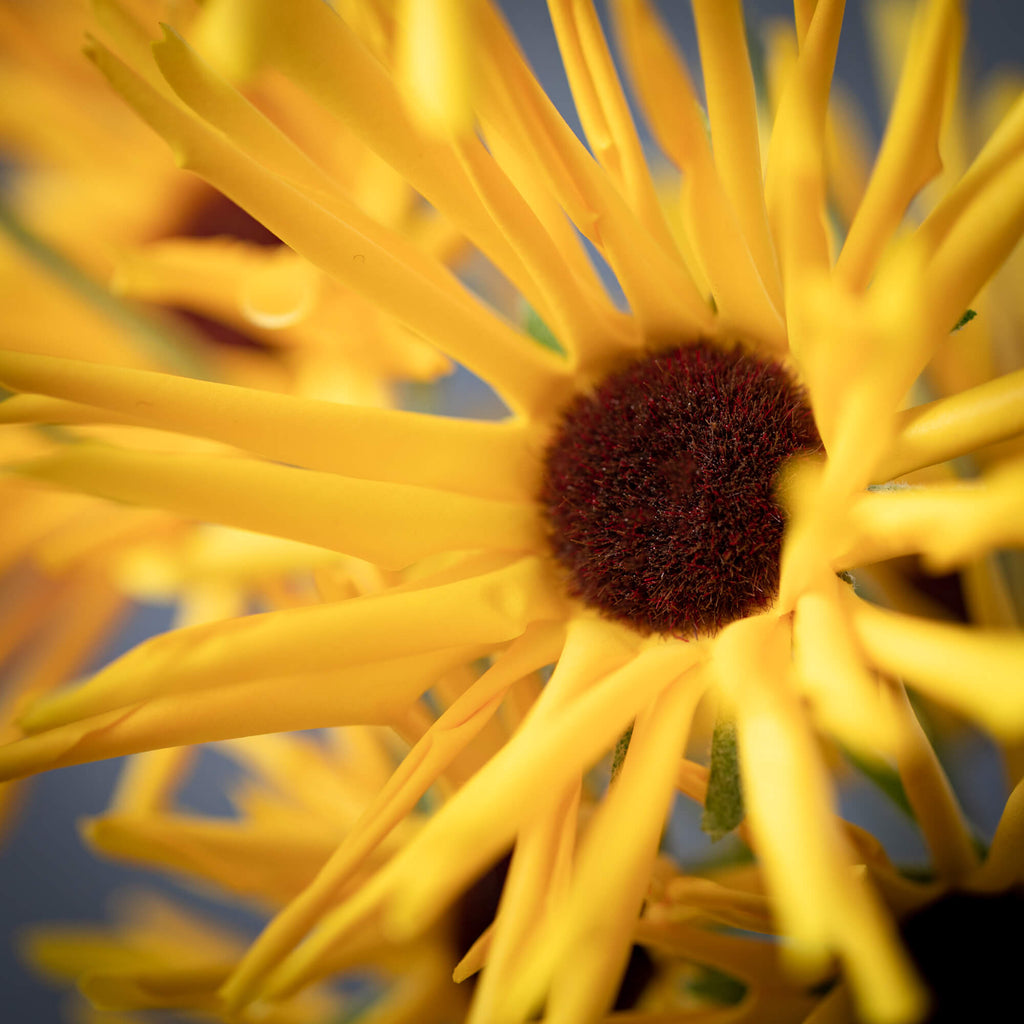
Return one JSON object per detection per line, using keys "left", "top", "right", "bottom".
{"left": 916, "top": 90, "right": 1024, "bottom": 333}
{"left": 883, "top": 682, "right": 978, "bottom": 882}
{"left": 842, "top": 462, "right": 1024, "bottom": 571}
{"left": 836, "top": 0, "right": 964, "bottom": 292}
{"left": 395, "top": 0, "right": 475, "bottom": 137}
{"left": 505, "top": 671, "right": 706, "bottom": 1024}
{"left": 88, "top": 36, "right": 569, "bottom": 417}
{"left": 850, "top": 597, "right": 1024, "bottom": 736}
{"left": 84, "top": 813, "right": 341, "bottom": 906}
{"left": 13, "top": 443, "right": 542, "bottom": 569}
{"left": 0, "top": 350, "right": 539, "bottom": 500}
{"left": 17, "top": 556, "right": 562, "bottom": 735}
{"left": 724, "top": 618, "right": 926, "bottom": 1024}
{"left": 221, "top": 622, "right": 564, "bottom": 1012}
{"left": 792, "top": 581, "right": 900, "bottom": 754}
{"left": 690, "top": 0, "right": 782, "bottom": 311}
{"left": 873, "top": 365, "right": 1024, "bottom": 482}
{"left": 0, "top": 646, "right": 484, "bottom": 781}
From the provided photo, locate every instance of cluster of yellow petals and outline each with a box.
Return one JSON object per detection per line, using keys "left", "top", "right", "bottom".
{"left": 0, "top": 2, "right": 1022, "bottom": 1024}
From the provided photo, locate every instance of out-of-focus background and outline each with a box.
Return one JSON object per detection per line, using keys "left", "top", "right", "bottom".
{"left": 1, "top": 1, "right": 1022, "bottom": 1020}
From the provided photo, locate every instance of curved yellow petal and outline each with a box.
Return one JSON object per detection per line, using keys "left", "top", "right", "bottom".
{"left": 0, "top": 646, "right": 484, "bottom": 781}
{"left": 505, "top": 672, "right": 706, "bottom": 1024}
{"left": 850, "top": 597, "right": 1024, "bottom": 736}
{"left": 836, "top": 0, "right": 964, "bottom": 292}
{"left": 13, "top": 442, "right": 542, "bottom": 569}
{"left": 0, "top": 350, "right": 540, "bottom": 501}
{"left": 88, "top": 37, "right": 569, "bottom": 417}
{"left": 17, "top": 557, "right": 563, "bottom": 735}
{"left": 221, "top": 622, "right": 565, "bottom": 1012}
{"left": 691, "top": 0, "right": 782, "bottom": 312}
{"left": 873, "top": 366, "right": 1024, "bottom": 482}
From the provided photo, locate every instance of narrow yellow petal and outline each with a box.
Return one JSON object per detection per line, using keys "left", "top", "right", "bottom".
{"left": 883, "top": 682, "right": 978, "bottom": 882}
{"left": 725, "top": 619, "right": 926, "bottom": 1024}
{"left": 836, "top": 0, "right": 964, "bottom": 291}
{"left": 395, "top": 0, "right": 475, "bottom": 137}
{"left": 84, "top": 813, "right": 338, "bottom": 905}
{"left": 916, "top": 91, "right": 1024, "bottom": 333}
{"left": 547, "top": 0, "right": 676, "bottom": 254}
{"left": 0, "top": 350, "right": 540, "bottom": 501}
{"left": 610, "top": 0, "right": 786, "bottom": 352}
{"left": 873, "top": 366, "right": 1024, "bottom": 482}
{"left": 851, "top": 597, "right": 1024, "bottom": 735}
{"left": 691, "top": 0, "right": 783, "bottom": 311}
{"left": 88, "top": 37, "right": 569, "bottom": 417}
{"left": 0, "top": 646, "right": 484, "bottom": 781}
{"left": 507, "top": 673, "right": 706, "bottom": 1024}
{"left": 792, "top": 583, "right": 900, "bottom": 754}
{"left": 195, "top": 0, "right": 559, "bottom": 349}
{"left": 221, "top": 622, "right": 565, "bottom": 1012}
{"left": 973, "top": 776, "right": 1024, "bottom": 893}
{"left": 764, "top": 0, "right": 844, "bottom": 309}
{"left": 111, "top": 747, "right": 197, "bottom": 814}
{"left": 18, "top": 557, "right": 563, "bottom": 735}
{"left": 261, "top": 642, "right": 699, "bottom": 1000}
{"left": 842, "top": 462, "right": 1024, "bottom": 572}
{"left": 14, "top": 442, "right": 542, "bottom": 569}
{"left": 464, "top": 781, "right": 581, "bottom": 1019}
{"left": 475, "top": 3, "right": 714, "bottom": 341}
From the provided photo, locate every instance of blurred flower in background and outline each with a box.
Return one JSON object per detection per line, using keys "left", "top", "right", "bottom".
{"left": 0, "top": 1, "right": 1022, "bottom": 1023}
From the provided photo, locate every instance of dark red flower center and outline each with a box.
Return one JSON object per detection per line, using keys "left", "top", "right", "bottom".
{"left": 539, "top": 341, "right": 821, "bottom": 636}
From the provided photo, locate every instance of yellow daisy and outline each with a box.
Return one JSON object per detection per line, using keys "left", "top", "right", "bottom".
{"left": 2, "top": 1, "right": 1023, "bottom": 1022}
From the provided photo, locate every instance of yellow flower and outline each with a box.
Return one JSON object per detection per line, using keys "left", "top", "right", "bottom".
{"left": 1, "top": 1, "right": 1023, "bottom": 1023}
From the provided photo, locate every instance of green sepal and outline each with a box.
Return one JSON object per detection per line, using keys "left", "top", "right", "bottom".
{"left": 522, "top": 304, "right": 565, "bottom": 355}
{"left": 610, "top": 723, "right": 633, "bottom": 783}
{"left": 952, "top": 308, "right": 977, "bottom": 332}
{"left": 701, "top": 713, "right": 744, "bottom": 841}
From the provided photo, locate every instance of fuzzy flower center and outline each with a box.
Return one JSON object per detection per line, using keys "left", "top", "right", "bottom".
{"left": 539, "top": 341, "right": 821, "bottom": 636}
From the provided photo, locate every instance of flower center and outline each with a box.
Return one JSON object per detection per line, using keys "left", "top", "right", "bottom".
{"left": 539, "top": 341, "right": 821, "bottom": 636}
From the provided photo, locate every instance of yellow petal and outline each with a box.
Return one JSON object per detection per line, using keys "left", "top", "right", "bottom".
{"left": 915, "top": 90, "right": 1024, "bottom": 333}
{"left": 792, "top": 582, "right": 900, "bottom": 754}
{"left": 221, "top": 621, "right": 565, "bottom": 1012}
{"left": 0, "top": 646, "right": 484, "bottom": 781}
{"left": 850, "top": 596, "right": 1024, "bottom": 735}
{"left": 836, "top": 0, "right": 964, "bottom": 291}
{"left": 474, "top": 3, "right": 714, "bottom": 341}
{"left": 88, "top": 36, "right": 569, "bottom": 417}
{"left": 259, "top": 641, "right": 699, "bottom": 1001}
{"left": 506, "top": 672, "right": 706, "bottom": 1024}
{"left": 610, "top": 0, "right": 786, "bottom": 352}
{"left": 882, "top": 682, "right": 978, "bottom": 882}
{"left": 842, "top": 462, "right": 1024, "bottom": 572}
{"left": 873, "top": 366, "right": 1024, "bottom": 483}
{"left": 17, "top": 556, "right": 562, "bottom": 735}
{"left": 84, "top": 813, "right": 339, "bottom": 906}
{"left": 0, "top": 350, "right": 539, "bottom": 501}
{"left": 547, "top": 0, "right": 675, "bottom": 254}
{"left": 466, "top": 781, "right": 580, "bottom": 1023}
{"left": 13, "top": 442, "right": 542, "bottom": 569}
{"left": 724, "top": 619, "right": 926, "bottom": 1024}
{"left": 395, "top": 0, "right": 475, "bottom": 137}
{"left": 691, "top": 0, "right": 783, "bottom": 312}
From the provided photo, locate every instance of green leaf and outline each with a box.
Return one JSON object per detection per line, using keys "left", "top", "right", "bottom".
{"left": 952, "top": 308, "right": 977, "bottom": 332}
{"left": 701, "top": 714, "right": 744, "bottom": 841}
